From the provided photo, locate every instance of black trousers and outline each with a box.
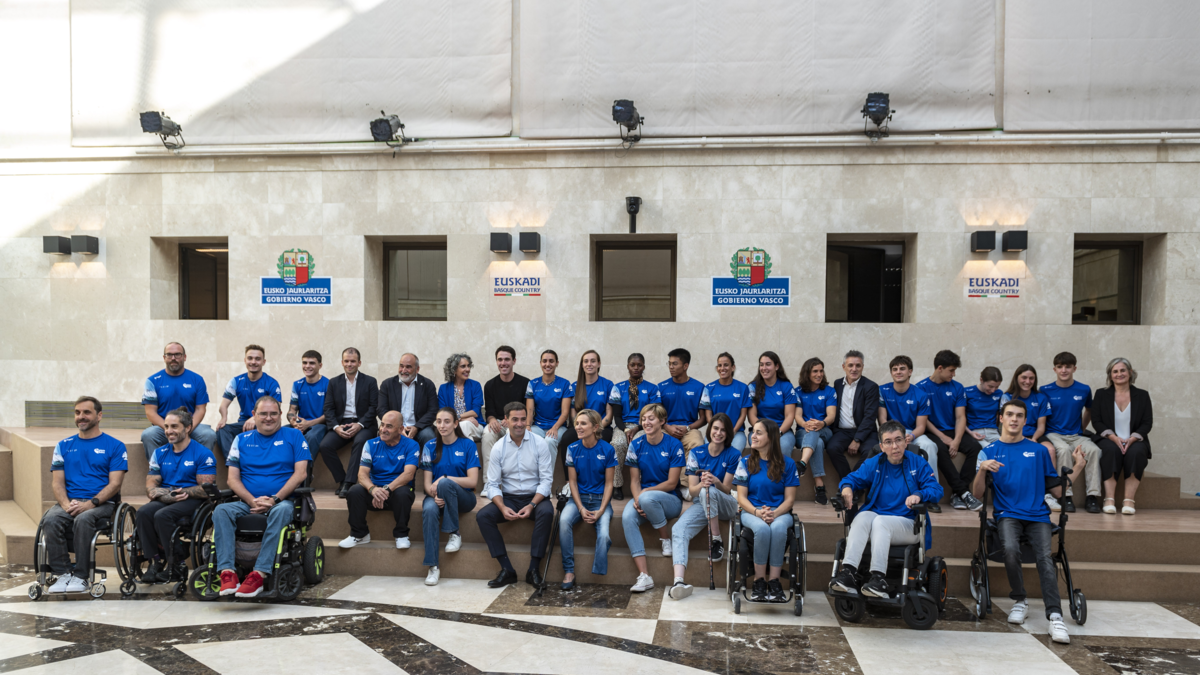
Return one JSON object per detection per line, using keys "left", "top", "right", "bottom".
{"left": 318, "top": 419, "right": 376, "bottom": 484}
{"left": 826, "top": 428, "right": 879, "bottom": 484}
{"left": 135, "top": 498, "right": 203, "bottom": 562}
{"left": 346, "top": 484, "right": 415, "bottom": 538}
{"left": 476, "top": 493, "right": 553, "bottom": 561}
{"left": 924, "top": 431, "right": 983, "bottom": 495}
{"left": 1097, "top": 438, "right": 1149, "bottom": 481}
{"left": 556, "top": 425, "right": 614, "bottom": 479}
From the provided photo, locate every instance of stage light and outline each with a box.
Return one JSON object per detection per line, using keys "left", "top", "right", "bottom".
{"left": 43, "top": 236, "right": 70, "bottom": 255}
{"left": 1002, "top": 230, "right": 1028, "bottom": 252}
{"left": 371, "top": 112, "right": 414, "bottom": 148}
{"left": 612, "top": 100, "right": 643, "bottom": 144}
{"left": 626, "top": 196, "right": 641, "bottom": 233}
{"left": 860, "top": 93, "right": 894, "bottom": 140}
{"left": 519, "top": 232, "right": 541, "bottom": 254}
{"left": 970, "top": 231, "right": 996, "bottom": 253}
{"left": 490, "top": 232, "right": 512, "bottom": 254}
{"left": 140, "top": 111, "right": 185, "bottom": 149}
{"left": 71, "top": 235, "right": 99, "bottom": 255}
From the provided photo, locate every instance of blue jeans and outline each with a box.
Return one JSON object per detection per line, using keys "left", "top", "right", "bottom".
{"left": 622, "top": 490, "right": 682, "bottom": 558}
{"left": 302, "top": 424, "right": 327, "bottom": 457}
{"left": 779, "top": 430, "right": 796, "bottom": 459}
{"left": 421, "top": 478, "right": 477, "bottom": 567}
{"left": 671, "top": 486, "right": 738, "bottom": 566}
{"left": 730, "top": 431, "right": 748, "bottom": 452}
{"left": 740, "top": 511, "right": 793, "bottom": 567}
{"left": 798, "top": 427, "right": 831, "bottom": 478}
{"left": 529, "top": 425, "right": 562, "bottom": 457}
{"left": 217, "top": 422, "right": 250, "bottom": 455}
{"left": 213, "top": 500, "right": 294, "bottom": 576}
{"left": 141, "top": 424, "right": 217, "bottom": 460}
{"left": 559, "top": 493, "right": 613, "bottom": 575}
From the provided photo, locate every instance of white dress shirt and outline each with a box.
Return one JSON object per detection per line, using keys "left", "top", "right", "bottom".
{"left": 838, "top": 378, "right": 858, "bottom": 430}
{"left": 1113, "top": 401, "right": 1131, "bottom": 439}
{"left": 485, "top": 430, "right": 554, "bottom": 500}
{"left": 399, "top": 379, "right": 417, "bottom": 427}
{"left": 344, "top": 374, "right": 358, "bottom": 420}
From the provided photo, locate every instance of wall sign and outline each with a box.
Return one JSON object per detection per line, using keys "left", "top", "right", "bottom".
{"left": 493, "top": 275, "right": 542, "bottom": 296}
{"left": 966, "top": 277, "right": 1020, "bottom": 298}
{"left": 261, "top": 248, "right": 332, "bottom": 304}
{"left": 712, "top": 247, "right": 790, "bottom": 306}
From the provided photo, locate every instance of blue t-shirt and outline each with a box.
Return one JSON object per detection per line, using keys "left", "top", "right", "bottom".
{"left": 1002, "top": 391, "right": 1052, "bottom": 438}
{"left": 699, "top": 379, "right": 751, "bottom": 423}
{"left": 626, "top": 433, "right": 686, "bottom": 489}
{"left": 964, "top": 385, "right": 1004, "bottom": 430}
{"left": 289, "top": 376, "right": 329, "bottom": 421}
{"left": 978, "top": 439, "right": 1058, "bottom": 523}
{"left": 438, "top": 379, "right": 484, "bottom": 419}
{"left": 878, "top": 382, "right": 930, "bottom": 430}
{"left": 227, "top": 427, "right": 308, "bottom": 498}
{"left": 567, "top": 377, "right": 615, "bottom": 416}
{"left": 360, "top": 435, "right": 421, "bottom": 488}
{"left": 420, "top": 437, "right": 481, "bottom": 484}
{"left": 51, "top": 433, "right": 129, "bottom": 501}
{"left": 685, "top": 445, "right": 743, "bottom": 482}
{"left": 748, "top": 379, "right": 797, "bottom": 427}
{"left": 915, "top": 377, "right": 966, "bottom": 433}
{"left": 797, "top": 385, "right": 837, "bottom": 423}
{"left": 149, "top": 440, "right": 217, "bottom": 490}
{"left": 658, "top": 377, "right": 704, "bottom": 426}
{"left": 526, "top": 376, "right": 571, "bottom": 428}
{"left": 223, "top": 372, "right": 283, "bottom": 423}
{"left": 143, "top": 369, "right": 210, "bottom": 419}
{"left": 565, "top": 439, "right": 618, "bottom": 496}
{"left": 609, "top": 380, "right": 662, "bottom": 426}
{"left": 1040, "top": 381, "right": 1092, "bottom": 435}
{"left": 733, "top": 455, "right": 801, "bottom": 510}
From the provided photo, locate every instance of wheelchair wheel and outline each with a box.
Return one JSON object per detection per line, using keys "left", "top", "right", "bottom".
{"left": 113, "top": 503, "right": 145, "bottom": 583}
{"left": 793, "top": 593, "right": 803, "bottom": 616}
{"left": 190, "top": 508, "right": 216, "bottom": 569}
{"left": 188, "top": 566, "right": 222, "bottom": 601}
{"left": 834, "top": 596, "right": 866, "bottom": 623}
{"left": 89, "top": 584, "right": 106, "bottom": 599}
{"left": 928, "top": 558, "right": 948, "bottom": 612}
{"left": 120, "top": 580, "right": 137, "bottom": 598}
{"left": 27, "top": 585, "right": 42, "bottom": 601}
{"left": 902, "top": 596, "right": 939, "bottom": 630}
{"left": 1070, "top": 589, "right": 1087, "bottom": 625}
{"left": 794, "top": 522, "right": 806, "bottom": 599}
{"left": 302, "top": 537, "right": 325, "bottom": 585}
{"left": 732, "top": 593, "right": 741, "bottom": 615}
{"left": 725, "top": 521, "right": 737, "bottom": 595}
{"left": 276, "top": 565, "right": 304, "bottom": 602}
{"left": 172, "top": 581, "right": 187, "bottom": 599}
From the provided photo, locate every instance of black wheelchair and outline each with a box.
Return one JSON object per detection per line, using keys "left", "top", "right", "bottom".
{"left": 826, "top": 499, "right": 948, "bottom": 630}
{"left": 28, "top": 500, "right": 137, "bottom": 600}
{"left": 725, "top": 507, "right": 806, "bottom": 616}
{"left": 187, "top": 484, "right": 325, "bottom": 602}
{"left": 969, "top": 469, "right": 1087, "bottom": 624}
{"left": 109, "top": 493, "right": 225, "bottom": 599}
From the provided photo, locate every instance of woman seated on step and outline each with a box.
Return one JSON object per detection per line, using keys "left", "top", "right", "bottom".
{"left": 419, "top": 408, "right": 480, "bottom": 586}
{"left": 624, "top": 403, "right": 686, "bottom": 594}
{"left": 558, "top": 409, "right": 618, "bottom": 590}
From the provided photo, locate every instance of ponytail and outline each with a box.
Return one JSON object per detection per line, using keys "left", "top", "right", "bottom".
{"left": 432, "top": 407, "right": 466, "bottom": 465}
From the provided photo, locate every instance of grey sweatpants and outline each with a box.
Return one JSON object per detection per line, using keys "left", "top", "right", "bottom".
{"left": 842, "top": 511, "right": 919, "bottom": 574}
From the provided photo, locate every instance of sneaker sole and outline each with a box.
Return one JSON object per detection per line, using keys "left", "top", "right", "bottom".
{"left": 1008, "top": 615, "right": 1026, "bottom": 625}
{"left": 861, "top": 588, "right": 890, "bottom": 599}
{"left": 219, "top": 588, "right": 239, "bottom": 596}
{"left": 235, "top": 588, "right": 264, "bottom": 598}
{"left": 669, "top": 586, "right": 693, "bottom": 600}
{"left": 631, "top": 584, "right": 654, "bottom": 593}
{"left": 425, "top": 578, "right": 439, "bottom": 586}
{"left": 830, "top": 583, "right": 858, "bottom": 594}
{"left": 1051, "top": 634, "right": 1071, "bottom": 644}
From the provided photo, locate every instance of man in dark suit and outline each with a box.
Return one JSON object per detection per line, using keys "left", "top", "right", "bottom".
{"left": 826, "top": 350, "right": 881, "bottom": 486}
{"left": 378, "top": 353, "right": 439, "bottom": 447}
{"left": 320, "top": 347, "right": 379, "bottom": 498}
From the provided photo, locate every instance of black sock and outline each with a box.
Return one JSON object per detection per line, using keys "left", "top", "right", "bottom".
{"left": 841, "top": 563, "right": 857, "bottom": 576}
{"left": 529, "top": 557, "right": 541, "bottom": 572}
{"left": 498, "top": 555, "right": 514, "bottom": 573}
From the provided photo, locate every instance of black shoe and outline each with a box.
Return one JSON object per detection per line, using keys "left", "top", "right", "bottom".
{"left": 613, "top": 486, "right": 625, "bottom": 501}
{"left": 525, "top": 568, "right": 544, "bottom": 588}
{"left": 336, "top": 483, "right": 351, "bottom": 499}
{"left": 1085, "top": 495, "right": 1101, "bottom": 513}
{"left": 814, "top": 486, "right": 828, "bottom": 505}
{"left": 561, "top": 578, "right": 575, "bottom": 591}
{"left": 140, "top": 561, "right": 163, "bottom": 584}
{"left": 751, "top": 578, "right": 769, "bottom": 602}
{"left": 861, "top": 572, "right": 890, "bottom": 599}
{"left": 830, "top": 565, "right": 858, "bottom": 594}
{"left": 797, "top": 460, "right": 808, "bottom": 477}
{"left": 1064, "top": 498, "right": 1076, "bottom": 513}
{"left": 926, "top": 501, "right": 942, "bottom": 513}
{"left": 488, "top": 568, "right": 518, "bottom": 588}
{"left": 767, "top": 578, "right": 785, "bottom": 602}
{"left": 709, "top": 538, "right": 725, "bottom": 562}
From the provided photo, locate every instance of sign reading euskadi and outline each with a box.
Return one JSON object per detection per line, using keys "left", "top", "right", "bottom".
{"left": 965, "top": 276, "right": 1021, "bottom": 299}
{"left": 262, "top": 248, "right": 332, "bottom": 304}
{"left": 711, "top": 247, "right": 790, "bottom": 306}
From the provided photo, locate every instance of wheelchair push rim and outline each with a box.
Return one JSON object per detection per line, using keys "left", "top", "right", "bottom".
{"left": 113, "top": 503, "right": 145, "bottom": 584}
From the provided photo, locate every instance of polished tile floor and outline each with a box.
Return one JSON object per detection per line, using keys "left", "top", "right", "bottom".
{"left": 0, "top": 565, "right": 1196, "bottom": 675}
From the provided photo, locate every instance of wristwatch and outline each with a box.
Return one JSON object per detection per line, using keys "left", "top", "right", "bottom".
{"left": 90, "top": 498, "right": 101, "bottom": 507}
{"left": 272, "top": 495, "right": 282, "bottom": 504}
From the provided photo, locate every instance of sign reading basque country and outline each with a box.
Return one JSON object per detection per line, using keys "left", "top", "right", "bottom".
{"left": 261, "top": 249, "right": 332, "bottom": 304}
{"left": 712, "top": 247, "right": 790, "bottom": 306}
{"left": 966, "top": 276, "right": 1021, "bottom": 299}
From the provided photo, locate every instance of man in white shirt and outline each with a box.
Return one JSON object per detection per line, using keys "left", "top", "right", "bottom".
{"left": 826, "top": 351, "right": 881, "bottom": 484}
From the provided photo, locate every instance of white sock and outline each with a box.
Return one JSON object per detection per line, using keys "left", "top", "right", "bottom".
{"left": 674, "top": 576, "right": 685, "bottom": 585}
{"left": 1049, "top": 612, "right": 1063, "bottom": 621}
{"left": 712, "top": 534, "right": 721, "bottom": 541}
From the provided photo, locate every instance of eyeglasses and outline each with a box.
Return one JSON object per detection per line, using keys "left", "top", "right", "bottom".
{"left": 164, "top": 353, "right": 185, "bottom": 358}
{"left": 880, "top": 438, "right": 905, "bottom": 447}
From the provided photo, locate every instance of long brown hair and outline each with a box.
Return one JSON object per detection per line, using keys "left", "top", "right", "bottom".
{"left": 747, "top": 419, "right": 785, "bottom": 482}
{"left": 574, "top": 350, "right": 601, "bottom": 412}
{"left": 1005, "top": 364, "right": 1038, "bottom": 397}
{"left": 798, "top": 357, "right": 827, "bottom": 393}
{"left": 752, "top": 351, "right": 790, "bottom": 404}
{"left": 432, "top": 407, "right": 467, "bottom": 464}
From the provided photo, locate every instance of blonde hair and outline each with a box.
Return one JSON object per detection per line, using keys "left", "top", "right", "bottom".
{"left": 1105, "top": 357, "right": 1138, "bottom": 388}
{"left": 574, "top": 409, "right": 603, "bottom": 437}
{"left": 639, "top": 403, "right": 668, "bottom": 424}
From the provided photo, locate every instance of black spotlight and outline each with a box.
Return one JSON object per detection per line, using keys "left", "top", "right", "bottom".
{"left": 626, "top": 196, "right": 641, "bottom": 233}
{"left": 860, "top": 93, "right": 894, "bottom": 140}
{"left": 139, "top": 111, "right": 184, "bottom": 150}
{"left": 612, "top": 100, "right": 643, "bottom": 144}
{"left": 371, "top": 111, "right": 414, "bottom": 148}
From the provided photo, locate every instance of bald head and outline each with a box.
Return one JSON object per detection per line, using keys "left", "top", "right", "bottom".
{"left": 379, "top": 410, "right": 403, "bottom": 443}
{"left": 398, "top": 353, "right": 419, "bottom": 383}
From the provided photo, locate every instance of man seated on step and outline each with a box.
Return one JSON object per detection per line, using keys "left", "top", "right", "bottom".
{"left": 338, "top": 411, "right": 421, "bottom": 551}
{"left": 137, "top": 407, "right": 217, "bottom": 583}
{"left": 142, "top": 341, "right": 217, "bottom": 460}
{"left": 41, "top": 396, "right": 128, "bottom": 593}
{"left": 476, "top": 402, "right": 555, "bottom": 589}
{"left": 214, "top": 396, "right": 309, "bottom": 599}
{"left": 973, "top": 398, "right": 1085, "bottom": 645}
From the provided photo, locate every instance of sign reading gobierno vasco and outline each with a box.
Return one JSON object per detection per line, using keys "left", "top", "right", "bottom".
{"left": 711, "top": 247, "right": 790, "bottom": 306}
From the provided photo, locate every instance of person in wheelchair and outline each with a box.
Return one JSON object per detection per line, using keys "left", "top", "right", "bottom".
{"left": 830, "top": 421, "right": 943, "bottom": 599}
{"left": 972, "top": 399, "right": 1085, "bottom": 644}
{"left": 137, "top": 407, "right": 217, "bottom": 583}
{"left": 40, "top": 396, "right": 129, "bottom": 594}
{"left": 214, "top": 396, "right": 310, "bottom": 598}
{"left": 733, "top": 419, "right": 801, "bottom": 602}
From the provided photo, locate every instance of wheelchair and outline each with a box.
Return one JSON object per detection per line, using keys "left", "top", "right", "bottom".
{"left": 826, "top": 499, "right": 948, "bottom": 630}
{"left": 187, "top": 483, "right": 325, "bottom": 602}
{"left": 725, "top": 507, "right": 806, "bottom": 616}
{"left": 968, "top": 469, "right": 1087, "bottom": 625}
{"left": 109, "top": 493, "right": 225, "bottom": 599}
{"left": 28, "top": 500, "right": 137, "bottom": 600}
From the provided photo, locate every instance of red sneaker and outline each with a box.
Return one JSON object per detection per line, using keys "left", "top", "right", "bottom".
{"left": 218, "top": 570, "right": 240, "bottom": 596}
{"left": 234, "top": 570, "right": 266, "bottom": 598}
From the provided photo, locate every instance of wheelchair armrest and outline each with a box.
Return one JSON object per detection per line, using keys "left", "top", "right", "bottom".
{"left": 292, "top": 487, "right": 314, "bottom": 496}
{"left": 217, "top": 489, "right": 235, "bottom": 500}
{"left": 910, "top": 504, "right": 928, "bottom": 534}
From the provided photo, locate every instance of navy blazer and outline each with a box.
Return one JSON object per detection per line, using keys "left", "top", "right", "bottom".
{"left": 832, "top": 376, "right": 880, "bottom": 444}
{"left": 378, "top": 373, "right": 439, "bottom": 430}
{"left": 323, "top": 372, "right": 379, "bottom": 429}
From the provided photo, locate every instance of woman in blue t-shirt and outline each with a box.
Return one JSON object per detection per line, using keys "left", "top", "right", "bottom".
{"left": 559, "top": 409, "right": 618, "bottom": 590}
{"left": 437, "top": 353, "right": 485, "bottom": 441}
{"left": 420, "top": 408, "right": 480, "bottom": 586}
{"left": 525, "top": 350, "right": 571, "bottom": 457}
{"left": 608, "top": 353, "right": 660, "bottom": 501}
{"left": 699, "top": 352, "right": 751, "bottom": 451}
{"left": 795, "top": 357, "right": 837, "bottom": 504}
{"left": 734, "top": 419, "right": 800, "bottom": 603}
{"left": 623, "top": 403, "right": 686, "bottom": 594}
{"left": 557, "top": 350, "right": 616, "bottom": 479}
{"left": 1001, "top": 364, "right": 1054, "bottom": 451}
{"left": 748, "top": 351, "right": 797, "bottom": 459}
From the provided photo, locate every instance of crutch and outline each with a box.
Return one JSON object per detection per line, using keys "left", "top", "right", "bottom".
{"left": 535, "top": 484, "right": 571, "bottom": 598}
{"left": 705, "top": 481, "right": 716, "bottom": 591}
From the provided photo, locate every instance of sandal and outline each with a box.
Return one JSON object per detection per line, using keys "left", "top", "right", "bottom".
{"left": 1102, "top": 498, "right": 1117, "bottom": 514}
{"left": 1122, "top": 499, "right": 1136, "bottom": 515}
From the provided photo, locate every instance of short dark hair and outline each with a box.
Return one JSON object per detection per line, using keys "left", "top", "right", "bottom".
{"left": 878, "top": 420, "right": 906, "bottom": 440}
{"left": 74, "top": 395, "right": 102, "bottom": 413}
{"left": 342, "top": 347, "right": 361, "bottom": 360}
{"left": 253, "top": 396, "right": 282, "bottom": 413}
{"left": 503, "top": 401, "right": 526, "bottom": 418}
{"left": 980, "top": 366, "right": 1003, "bottom": 383}
{"left": 495, "top": 345, "right": 516, "bottom": 360}
{"left": 1053, "top": 351, "right": 1077, "bottom": 367}
{"left": 844, "top": 350, "right": 864, "bottom": 363}
{"left": 245, "top": 344, "right": 266, "bottom": 357}
{"left": 302, "top": 350, "right": 322, "bottom": 363}
{"left": 889, "top": 355, "right": 913, "bottom": 371}
{"left": 1000, "top": 398, "right": 1027, "bottom": 419}
{"left": 934, "top": 350, "right": 961, "bottom": 369}
{"left": 668, "top": 348, "right": 691, "bottom": 365}
{"left": 165, "top": 407, "right": 193, "bottom": 429}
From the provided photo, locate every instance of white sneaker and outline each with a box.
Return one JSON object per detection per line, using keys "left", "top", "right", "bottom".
{"left": 630, "top": 573, "right": 655, "bottom": 593}
{"left": 338, "top": 534, "right": 370, "bottom": 548}
{"left": 64, "top": 575, "right": 89, "bottom": 593}
{"left": 668, "top": 580, "right": 693, "bottom": 600}
{"left": 1007, "top": 600, "right": 1028, "bottom": 624}
{"left": 425, "top": 566, "right": 440, "bottom": 586}
{"left": 1049, "top": 614, "right": 1071, "bottom": 644}
{"left": 1045, "top": 494, "right": 1061, "bottom": 512}
{"left": 48, "top": 574, "right": 72, "bottom": 593}
{"left": 660, "top": 539, "right": 673, "bottom": 557}
{"left": 445, "top": 534, "right": 462, "bottom": 553}
{"left": 395, "top": 537, "right": 411, "bottom": 550}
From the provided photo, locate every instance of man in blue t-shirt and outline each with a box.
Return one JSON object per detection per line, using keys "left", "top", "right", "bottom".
{"left": 141, "top": 341, "right": 217, "bottom": 459}
{"left": 136, "top": 407, "right": 217, "bottom": 583}
{"left": 40, "top": 396, "right": 129, "bottom": 593}
{"left": 973, "top": 399, "right": 1085, "bottom": 645}
{"left": 964, "top": 366, "right": 1005, "bottom": 446}
{"left": 915, "top": 350, "right": 984, "bottom": 511}
{"left": 216, "top": 344, "right": 284, "bottom": 456}
{"left": 287, "top": 350, "right": 329, "bottom": 453}
{"left": 1039, "top": 351, "right": 1102, "bottom": 513}
{"left": 213, "top": 396, "right": 309, "bottom": 599}
{"left": 659, "top": 348, "right": 706, "bottom": 451}
{"left": 338, "top": 411, "right": 421, "bottom": 550}
{"left": 877, "top": 355, "right": 939, "bottom": 498}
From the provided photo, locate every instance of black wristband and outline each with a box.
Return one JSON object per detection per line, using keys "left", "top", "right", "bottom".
{"left": 90, "top": 497, "right": 101, "bottom": 507}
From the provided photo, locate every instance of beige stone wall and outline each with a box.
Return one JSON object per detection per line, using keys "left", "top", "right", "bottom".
{"left": 1, "top": 144, "right": 1198, "bottom": 490}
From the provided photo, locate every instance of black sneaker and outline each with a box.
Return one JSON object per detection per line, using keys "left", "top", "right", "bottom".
{"left": 951, "top": 495, "right": 966, "bottom": 510}
{"left": 1085, "top": 495, "right": 1101, "bottom": 513}
{"left": 709, "top": 538, "right": 725, "bottom": 562}
{"left": 767, "top": 579, "right": 785, "bottom": 602}
{"left": 814, "top": 485, "right": 828, "bottom": 505}
{"left": 751, "top": 578, "right": 769, "bottom": 602}
{"left": 830, "top": 564, "right": 858, "bottom": 593}
{"left": 797, "top": 460, "right": 808, "bottom": 477}
{"left": 612, "top": 486, "right": 625, "bottom": 501}
{"left": 861, "top": 572, "right": 890, "bottom": 599}
{"left": 926, "top": 501, "right": 942, "bottom": 513}
{"left": 1064, "top": 498, "right": 1076, "bottom": 513}
{"left": 960, "top": 491, "right": 984, "bottom": 512}
{"left": 140, "top": 561, "right": 163, "bottom": 584}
